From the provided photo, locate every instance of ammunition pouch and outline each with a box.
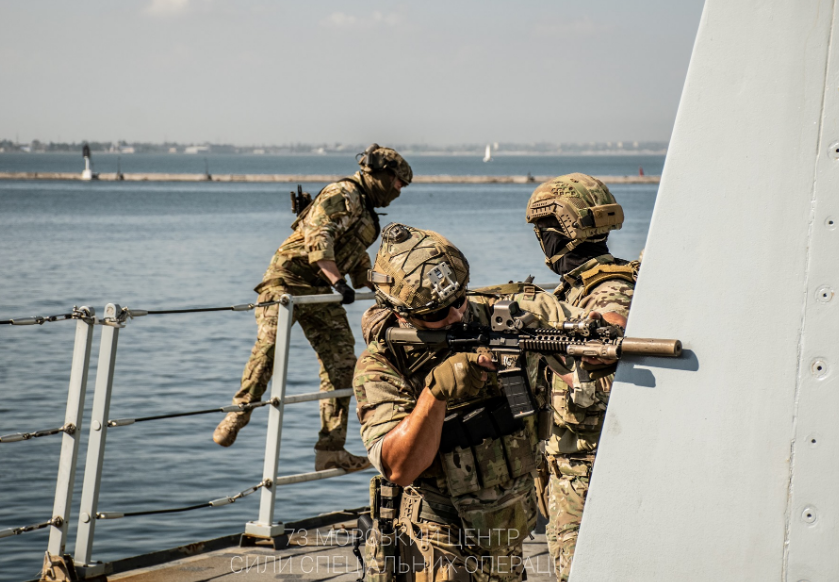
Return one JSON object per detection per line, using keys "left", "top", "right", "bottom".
{"left": 551, "top": 379, "right": 609, "bottom": 432}
{"left": 439, "top": 399, "right": 540, "bottom": 496}
{"left": 366, "top": 476, "right": 402, "bottom": 582}
{"left": 453, "top": 474, "right": 537, "bottom": 551}
{"left": 437, "top": 399, "right": 540, "bottom": 551}
{"left": 545, "top": 454, "right": 594, "bottom": 478}
{"left": 370, "top": 476, "right": 402, "bottom": 522}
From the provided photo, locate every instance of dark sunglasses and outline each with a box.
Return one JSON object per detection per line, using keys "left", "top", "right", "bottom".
{"left": 411, "top": 295, "right": 467, "bottom": 323}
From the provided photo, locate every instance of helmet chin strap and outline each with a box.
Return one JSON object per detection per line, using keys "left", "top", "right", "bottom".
{"left": 546, "top": 238, "right": 584, "bottom": 265}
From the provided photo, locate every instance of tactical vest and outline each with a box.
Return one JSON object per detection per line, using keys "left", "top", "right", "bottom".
{"left": 549, "top": 256, "right": 637, "bottom": 451}
{"left": 557, "top": 258, "right": 638, "bottom": 308}
{"left": 331, "top": 179, "right": 380, "bottom": 274}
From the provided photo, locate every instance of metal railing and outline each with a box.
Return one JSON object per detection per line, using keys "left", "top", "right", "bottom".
{"left": 0, "top": 291, "right": 376, "bottom": 579}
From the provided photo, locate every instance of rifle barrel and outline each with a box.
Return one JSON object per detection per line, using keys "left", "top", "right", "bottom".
{"left": 620, "top": 338, "right": 682, "bottom": 357}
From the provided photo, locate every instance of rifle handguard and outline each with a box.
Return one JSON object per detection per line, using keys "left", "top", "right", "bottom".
{"left": 387, "top": 327, "right": 447, "bottom": 344}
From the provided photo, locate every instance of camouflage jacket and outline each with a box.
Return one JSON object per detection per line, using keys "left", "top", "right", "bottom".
{"left": 255, "top": 173, "right": 379, "bottom": 293}
{"left": 354, "top": 289, "right": 584, "bottom": 496}
{"left": 545, "top": 254, "right": 636, "bottom": 457}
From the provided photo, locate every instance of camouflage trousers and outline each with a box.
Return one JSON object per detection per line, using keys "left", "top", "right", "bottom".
{"left": 234, "top": 287, "right": 356, "bottom": 451}
{"left": 544, "top": 456, "right": 592, "bottom": 582}
{"left": 367, "top": 520, "right": 526, "bottom": 582}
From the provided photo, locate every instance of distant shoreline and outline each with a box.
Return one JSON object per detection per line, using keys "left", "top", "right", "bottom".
{"left": 0, "top": 151, "right": 667, "bottom": 157}
{"left": 0, "top": 172, "right": 660, "bottom": 184}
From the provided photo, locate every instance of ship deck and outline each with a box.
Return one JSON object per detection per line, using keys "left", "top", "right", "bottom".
{"left": 102, "top": 511, "right": 556, "bottom": 582}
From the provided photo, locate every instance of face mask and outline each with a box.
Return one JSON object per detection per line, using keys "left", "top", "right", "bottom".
{"left": 361, "top": 171, "right": 401, "bottom": 208}
{"left": 539, "top": 230, "right": 610, "bottom": 276}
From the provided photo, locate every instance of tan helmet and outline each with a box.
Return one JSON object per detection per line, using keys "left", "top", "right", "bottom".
{"left": 357, "top": 143, "right": 413, "bottom": 185}
{"left": 525, "top": 173, "right": 624, "bottom": 264}
{"left": 368, "top": 223, "right": 469, "bottom": 316}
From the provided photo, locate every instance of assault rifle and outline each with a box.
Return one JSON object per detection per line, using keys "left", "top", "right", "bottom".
{"left": 290, "top": 184, "right": 312, "bottom": 217}
{"left": 385, "top": 300, "right": 681, "bottom": 419}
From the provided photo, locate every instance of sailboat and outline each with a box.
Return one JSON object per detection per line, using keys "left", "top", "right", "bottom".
{"left": 482, "top": 144, "right": 492, "bottom": 162}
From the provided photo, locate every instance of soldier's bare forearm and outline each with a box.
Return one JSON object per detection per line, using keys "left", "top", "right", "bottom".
{"left": 380, "top": 388, "right": 446, "bottom": 486}
{"left": 316, "top": 260, "right": 343, "bottom": 285}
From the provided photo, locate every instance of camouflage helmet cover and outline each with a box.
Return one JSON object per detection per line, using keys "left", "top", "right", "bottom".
{"left": 368, "top": 223, "right": 469, "bottom": 315}
{"left": 525, "top": 173, "right": 623, "bottom": 242}
{"left": 357, "top": 143, "right": 413, "bottom": 185}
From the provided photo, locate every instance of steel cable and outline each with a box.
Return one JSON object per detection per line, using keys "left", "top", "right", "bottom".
{"left": 0, "top": 517, "right": 62, "bottom": 540}
{"left": 0, "top": 423, "right": 76, "bottom": 443}
{"left": 123, "top": 299, "right": 283, "bottom": 319}
{"left": 95, "top": 481, "right": 266, "bottom": 520}
{"left": 0, "top": 309, "right": 88, "bottom": 326}
{"left": 107, "top": 398, "right": 278, "bottom": 428}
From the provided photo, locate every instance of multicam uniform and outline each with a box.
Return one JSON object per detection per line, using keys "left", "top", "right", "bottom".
{"left": 542, "top": 254, "right": 636, "bottom": 580}
{"left": 354, "top": 289, "right": 583, "bottom": 582}
{"left": 233, "top": 172, "right": 380, "bottom": 451}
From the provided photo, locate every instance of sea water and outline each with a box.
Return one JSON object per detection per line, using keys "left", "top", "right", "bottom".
{"left": 0, "top": 154, "right": 660, "bottom": 580}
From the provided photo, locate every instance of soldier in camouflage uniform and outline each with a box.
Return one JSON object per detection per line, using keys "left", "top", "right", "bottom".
{"left": 354, "top": 223, "right": 591, "bottom": 582}
{"left": 214, "top": 145, "right": 412, "bottom": 474}
{"left": 525, "top": 173, "right": 636, "bottom": 580}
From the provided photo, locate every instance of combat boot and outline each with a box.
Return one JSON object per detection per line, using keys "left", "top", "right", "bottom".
{"left": 213, "top": 395, "right": 256, "bottom": 447}
{"left": 315, "top": 449, "right": 372, "bottom": 474}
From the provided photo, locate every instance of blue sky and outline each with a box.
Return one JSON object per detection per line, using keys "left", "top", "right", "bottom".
{"left": 0, "top": 0, "right": 705, "bottom": 145}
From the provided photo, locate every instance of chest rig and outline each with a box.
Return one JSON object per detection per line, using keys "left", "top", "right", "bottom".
{"left": 290, "top": 178, "right": 380, "bottom": 280}
{"left": 332, "top": 178, "right": 380, "bottom": 275}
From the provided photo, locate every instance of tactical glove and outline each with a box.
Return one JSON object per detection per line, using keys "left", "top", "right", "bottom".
{"left": 333, "top": 279, "right": 355, "bottom": 305}
{"left": 426, "top": 352, "right": 485, "bottom": 401}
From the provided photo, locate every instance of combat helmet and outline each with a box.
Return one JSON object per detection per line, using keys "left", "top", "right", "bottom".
{"left": 525, "top": 173, "right": 624, "bottom": 265}
{"left": 368, "top": 223, "right": 469, "bottom": 318}
{"left": 357, "top": 143, "right": 413, "bottom": 185}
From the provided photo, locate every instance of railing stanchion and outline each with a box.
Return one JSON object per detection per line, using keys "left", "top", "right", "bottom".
{"left": 47, "top": 307, "right": 95, "bottom": 557}
{"left": 74, "top": 304, "right": 122, "bottom": 576}
{"left": 244, "top": 294, "right": 293, "bottom": 545}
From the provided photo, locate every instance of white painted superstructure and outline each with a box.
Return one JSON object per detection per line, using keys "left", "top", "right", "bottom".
{"left": 571, "top": 1, "right": 839, "bottom": 580}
